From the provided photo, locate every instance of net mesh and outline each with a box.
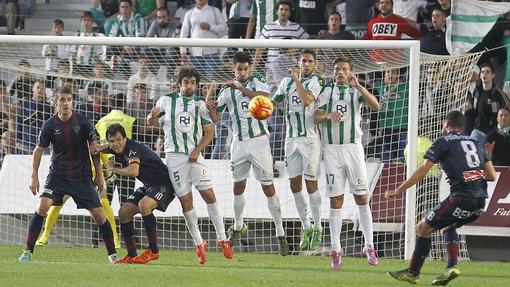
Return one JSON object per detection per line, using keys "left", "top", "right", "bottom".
{"left": 0, "top": 38, "right": 481, "bottom": 260}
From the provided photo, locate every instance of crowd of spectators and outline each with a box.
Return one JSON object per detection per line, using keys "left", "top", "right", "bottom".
{"left": 2, "top": 0, "right": 510, "bottom": 169}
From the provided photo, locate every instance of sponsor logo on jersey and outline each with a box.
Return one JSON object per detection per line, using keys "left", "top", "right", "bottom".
{"left": 333, "top": 100, "right": 349, "bottom": 121}
{"left": 289, "top": 95, "right": 303, "bottom": 112}
{"left": 176, "top": 111, "right": 194, "bottom": 133}
{"left": 238, "top": 97, "right": 251, "bottom": 118}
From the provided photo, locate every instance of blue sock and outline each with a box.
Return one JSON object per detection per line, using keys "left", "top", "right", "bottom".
{"left": 443, "top": 229, "right": 459, "bottom": 268}
{"left": 142, "top": 214, "right": 159, "bottom": 254}
{"left": 409, "top": 236, "right": 431, "bottom": 276}
{"left": 26, "top": 212, "right": 44, "bottom": 253}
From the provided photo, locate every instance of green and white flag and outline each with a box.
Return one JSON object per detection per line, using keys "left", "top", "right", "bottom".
{"left": 447, "top": 0, "right": 510, "bottom": 55}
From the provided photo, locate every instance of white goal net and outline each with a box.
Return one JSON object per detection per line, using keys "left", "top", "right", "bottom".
{"left": 0, "top": 36, "right": 481, "bottom": 260}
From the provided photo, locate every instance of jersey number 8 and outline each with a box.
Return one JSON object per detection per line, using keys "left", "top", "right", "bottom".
{"left": 460, "top": 141, "right": 481, "bottom": 168}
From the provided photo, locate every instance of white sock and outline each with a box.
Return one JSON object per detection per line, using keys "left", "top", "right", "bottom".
{"left": 308, "top": 191, "right": 322, "bottom": 231}
{"left": 183, "top": 208, "right": 203, "bottom": 245}
{"left": 266, "top": 193, "right": 285, "bottom": 237}
{"left": 233, "top": 193, "right": 246, "bottom": 230}
{"left": 329, "top": 208, "right": 343, "bottom": 252}
{"left": 207, "top": 202, "right": 226, "bottom": 240}
{"left": 358, "top": 204, "right": 374, "bottom": 248}
{"left": 292, "top": 191, "right": 311, "bottom": 229}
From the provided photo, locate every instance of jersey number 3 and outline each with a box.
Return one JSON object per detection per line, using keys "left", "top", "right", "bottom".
{"left": 460, "top": 141, "right": 481, "bottom": 168}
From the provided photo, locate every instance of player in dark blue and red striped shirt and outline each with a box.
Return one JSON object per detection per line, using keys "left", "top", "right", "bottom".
{"left": 96, "top": 123, "right": 176, "bottom": 264}
{"left": 385, "top": 110, "right": 497, "bottom": 285}
{"left": 18, "top": 86, "right": 118, "bottom": 263}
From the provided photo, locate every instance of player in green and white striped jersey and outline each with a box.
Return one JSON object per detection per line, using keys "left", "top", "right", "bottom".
{"left": 272, "top": 49, "right": 324, "bottom": 251}
{"left": 314, "top": 56, "right": 380, "bottom": 270}
{"left": 147, "top": 67, "right": 232, "bottom": 265}
{"left": 208, "top": 52, "right": 289, "bottom": 256}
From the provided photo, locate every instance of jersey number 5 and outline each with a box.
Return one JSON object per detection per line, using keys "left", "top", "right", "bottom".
{"left": 460, "top": 141, "right": 481, "bottom": 168}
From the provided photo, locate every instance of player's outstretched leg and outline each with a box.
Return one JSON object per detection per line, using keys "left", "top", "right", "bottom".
{"left": 202, "top": 190, "right": 233, "bottom": 260}
{"left": 100, "top": 198, "right": 121, "bottom": 249}
{"left": 329, "top": 207, "right": 343, "bottom": 270}
{"left": 432, "top": 228, "right": 461, "bottom": 285}
{"left": 228, "top": 185, "right": 247, "bottom": 246}
{"left": 306, "top": 180, "right": 323, "bottom": 251}
{"left": 432, "top": 266, "right": 460, "bottom": 286}
{"left": 289, "top": 177, "right": 312, "bottom": 250}
{"left": 19, "top": 210, "right": 46, "bottom": 262}
{"left": 117, "top": 221, "right": 137, "bottom": 264}
{"left": 356, "top": 198, "right": 377, "bottom": 266}
{"left": 262, "top": 183, "right": 288, "bottom": 256}
{"left": 387, "top": 235, "right": 431, "bottom": 284}
{"left": 91, "top": 207, "right": 118, "bottom": 263}
{"left": 195, "top": 240, "right": 208, "bottom": 265}
{"left": 387, "top": 269, "right": 419, "bottom": 284}
{"left": 330, "top": 249, "right": 343, "bottom": 271}
{"left": 226, "top": 223, "right": 248, "bottom": 245}
{"left": 183, "top": 207, "right": 208, "bottom": 264}
{"left": 299, "top": 227, "right": 314, "bottom": 251}
{"left": 133, "top": 213, "right": 161, "bottom": 264}
{"left": 36, "top": 205, "right": 63, "bottom": 246}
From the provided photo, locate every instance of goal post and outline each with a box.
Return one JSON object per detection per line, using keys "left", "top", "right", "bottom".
{"left": 0, "top": 35, "right": 480, "bottom": 260}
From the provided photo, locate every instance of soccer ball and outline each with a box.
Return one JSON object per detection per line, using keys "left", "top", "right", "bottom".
{"left": 248, "top": 95, "right": 273, "bottom": 120}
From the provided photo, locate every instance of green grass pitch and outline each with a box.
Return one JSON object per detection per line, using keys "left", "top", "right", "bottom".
{"left": 0, "top": 246, "right": 508, "bottom": 287}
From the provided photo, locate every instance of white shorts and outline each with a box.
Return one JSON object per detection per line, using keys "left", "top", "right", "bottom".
{"left": 285, "top": 136, "right": 321, "bottom": 180}
{"left": 323, "top": 143, "right": 368, "bottom": 198}
{"left": 230, "top": 135, "right": 273, "bottom": 185}
{"left": 165, "top": 152, "right": 212, "bottom": 197}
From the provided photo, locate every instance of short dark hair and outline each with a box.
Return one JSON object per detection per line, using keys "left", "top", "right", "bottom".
{"left": 332, "top": 56, "right": 353, "bottom": 71}
{"left": 52, "top": 19, "right": 64, "bottom": 28}
{"left": 19, "top": 59, "right": 30, "bottom": 67}
{"left": 301, "top": 49, "right": 316, "bottom": 61}
{"left": 499, "top": 106, "right": 510, "bottom": 114}
{"left": 277, "top": 0, "right": 293, "bottom": 12}
{"left": 480, "top": 63, "right": 495, "bottom": 74}
{"left": 432, "top": 8, "right": 446, "bottom": 16}
{"left": 106, "top": 123, "right": 127, "bottom": 139}
{"left": 177, "top": 67, "right": 200, "bottom": 85}
{"left": 54, "top": 86, "right": 72, "bottom": 99}
{"left": 58, "top": 59, "right": 70, "bottom": 68}
{"left": 134, "top": 83, "right": 147, "bottom": 91}
{"left": 329, "top": 11, "right": 341, "bottom": 20}
{"left": 119, "top": 0, "right": 132, "bottom": 7}
{"left": 156, "top": 7, "right": 169, "bottom": 14}
{"left": 380, "top": 0, "right": 393, "bottom": 5}
{"left": 81, "top": 11, "right": 95, "bottom": 20}
{"left": 87, "top": 82, "right": 103, "bottom": 95}
{"left": 445, "top": 110, "right": 465, "bottom": 129}
{"left": 233, "top": 51, "right": 252, "bottom": 65}
{"left": 111, "top": 93, "right": 126, "bottom": 110}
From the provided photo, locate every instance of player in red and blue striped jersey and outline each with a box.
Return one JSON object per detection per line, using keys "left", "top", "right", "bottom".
{"left": 18, "top": 86, "right": 118, "bottom": 263}
{"left": 386, "top": 110, "right": 497, "bottom": 285}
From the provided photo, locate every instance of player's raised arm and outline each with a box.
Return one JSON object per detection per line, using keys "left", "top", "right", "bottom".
{"left": 350, "top": 74, "right": 379, "bottom": 111}
{"left": 146, "top": 106, "right": 161, "bottom": 127}
{"left": 206, "top": 82, "right": 221, "bottom": 123}
{"left": 385, "top": 159, "right": 435, "bottom": 200}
